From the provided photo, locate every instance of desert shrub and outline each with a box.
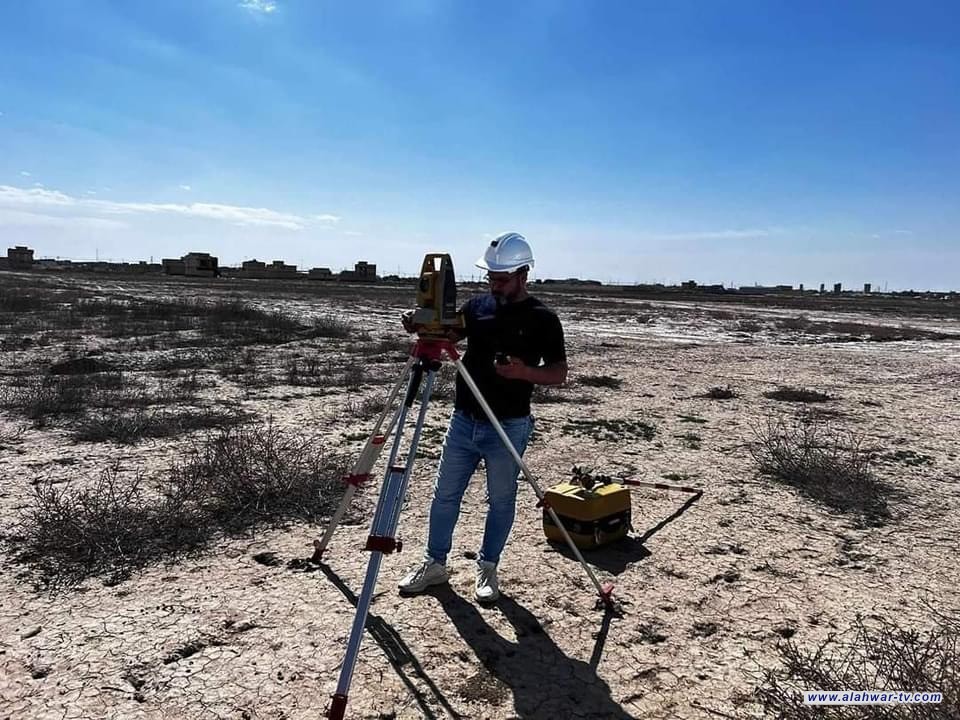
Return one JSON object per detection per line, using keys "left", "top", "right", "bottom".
{"left": 340, "top": 364, "right": 368, "bottom": 390}
{"left": 73, "top": 407, "right": 247, "bottom": 444}
{"left": 14, "top": 422, "right": 347, "bottom": 585}
{"left": 0, "top": 425, "right": 24, "bottom": 447}
{"left": 48, "top": 357, "right": 115, "bottom": 375}
{"left": 15, "top": 465, "right": 205, "bottom": 585}
{"left": 309, "top": 315, "right": 354, "bottom": 339}
{"left": 764, "top": 387, "right": 832, "bottom": 403}
{"left": 0, "top": 375, "right": 100, "bottom": 422}
{"left": 704, "top": 385, "right": 737, "bottom": 400}
{"left": 676, "top": 432, "right": 702, "bottom": 449}
{"left": 361, "top": 335, "right": 413, "bottom": 358}
{"left": 578, "top": 374, "right": 624, "bottom": 389}
{"left": 285, "top": 357, "right": 323, "bottom": 385}
{"left": 755, "top": 614, "right": 960, "bottom": 718}
{"left": 343, "top": 395, "right": 387, "bottom": 420}
{"left": 792, "top": 319, "right": 958, "bottom": 343}
{"left": 562, "top": 417, "right": 656, "bottom": 442}
{"left": 143, "top": 349, "right": 230, "bottom": 372}
{"left": 29, "top": 296, "right": 324, "bottom": 345}
{"left": 777, "top": 314, "right": 812, "bottom": 331}
{"left": 168, "top": 421, "right": 347, "bottom": 527}
{"left": 0, "top": 287, "right": 59, "bottom": 312}
{"left": 750, "top": 417, "right": 893, "bottom": 524}
{"left": 0, "top": 368, "right": 208, "bottom": 427}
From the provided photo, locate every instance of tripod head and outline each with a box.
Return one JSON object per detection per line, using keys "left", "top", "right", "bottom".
{"left": 411, "top": 253, "right": 465, "bottom": 340}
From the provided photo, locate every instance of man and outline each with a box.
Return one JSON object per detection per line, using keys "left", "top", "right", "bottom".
{"left": 398, "top": 232, "right": 568, "bottom": 602}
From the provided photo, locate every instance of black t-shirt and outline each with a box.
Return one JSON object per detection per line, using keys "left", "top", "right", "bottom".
{"left": 454, "top": 294, "right": 566, "bottom": 419}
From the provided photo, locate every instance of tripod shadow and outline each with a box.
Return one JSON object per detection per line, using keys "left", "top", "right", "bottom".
{"left": 548, "top": 491, "right": 702, "bottom": 574}
{"left": 434, "top": 587, "right": 638, "bottom": 719}
{"left": 317, "top": 563, "right": 465, "bottom": 720}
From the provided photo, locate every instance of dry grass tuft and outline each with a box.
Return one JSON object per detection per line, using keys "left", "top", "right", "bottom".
{"left": 13, "top": 422, "right": 347, "bottom": 586}
{"left": 764, "top": 387, "right": 832, "bottom": 403}
{"left": 750, "top": 416, "right": 895, "bottom": 524}
{"left": 755, "top": 613, "right": 960, "bottom": 718}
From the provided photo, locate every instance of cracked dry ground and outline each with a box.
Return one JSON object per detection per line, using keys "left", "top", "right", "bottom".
{"left": 2, "top": 280, "right": 959, "bottom": 719}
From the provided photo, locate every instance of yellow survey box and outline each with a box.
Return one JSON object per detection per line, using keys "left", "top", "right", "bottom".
{"left": 542, "top": 482, "right": 632, "bottom": 549}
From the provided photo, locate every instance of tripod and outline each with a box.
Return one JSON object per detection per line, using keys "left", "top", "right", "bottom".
{"left": 317, "top": 336, "right": 614, "bottom": 720}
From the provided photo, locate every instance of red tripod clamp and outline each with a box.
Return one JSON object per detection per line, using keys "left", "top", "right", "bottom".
{"left": 412, "top": 337, "right": 460, "bottom": 362}
{"left": 364, "top": 535, "right": 402, "bottom": 554}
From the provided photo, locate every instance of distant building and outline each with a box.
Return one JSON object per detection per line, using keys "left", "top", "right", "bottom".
{"left": 242, "top": 259, "right": 267, "bottom": 274}
{"left": 833, "top": 282, "right": 842, "bottom": 294}
{"left": 184, "top": 252, "right": 219, "bottom": 277}
{"left": 162, "top": 258, "right": 186, "bottom": 275}
{"left": 163, "top": 252, "right": 219, "bottom": 277}
{"left": 737, "top": 285, "right": 788, "bottom": 295}
{"left": 268, "top": 260, "right": 297, "bottom": 276}
{"left": 864, "top": 283, "right": 872, "bottom": 294}
{"left": 239, "top": 258, "right": 297, "bottom": 279}
{"left": 308, "top": 267, "right": 334, "bottom": 280}
{"left": 6, "top": 246, "right": 34, "bottom": 271}
{"left": 355, "top": 261, "right": 376, "bottom": 280}
{"left": 339, "top": 261, "right": 379, "bottom": 282}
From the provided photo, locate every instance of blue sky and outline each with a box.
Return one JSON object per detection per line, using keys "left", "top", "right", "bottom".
{"left": 1, "top": 1, "right": 957, "bottom": 289}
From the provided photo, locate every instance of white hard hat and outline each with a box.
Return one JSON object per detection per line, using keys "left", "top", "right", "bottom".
{"left": 475, "top": 232, "right": 535, "bottom": 273}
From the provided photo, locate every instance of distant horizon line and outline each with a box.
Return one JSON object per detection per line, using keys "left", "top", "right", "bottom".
{"left": 4, "top": 245, "right": 956, "bottom": 294}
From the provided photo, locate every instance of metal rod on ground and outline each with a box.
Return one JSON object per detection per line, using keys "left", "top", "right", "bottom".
{"left": 452, "top": 356, "right": 615, "bottom": 607}
{"left": 313, "top": 356, "right": 415, "bottom": 562}
{"left": 619, "top": 479, "right": 702, "bottom": 494}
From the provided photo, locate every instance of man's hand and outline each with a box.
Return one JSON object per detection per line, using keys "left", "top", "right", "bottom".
{"left": 495, "top": 356, "right": 529, "bottom": 381}
{"left": 401, "top": 309, "right": 416, "bottom": 334}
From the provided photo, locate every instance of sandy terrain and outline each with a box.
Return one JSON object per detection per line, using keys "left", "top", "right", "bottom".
{"left": 1, "top": 273, "right": 958, "bottom": 719}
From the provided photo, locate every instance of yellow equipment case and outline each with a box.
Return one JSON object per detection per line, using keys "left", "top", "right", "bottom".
{"left": 542, "top": 481, "right": 632, "bottom": 549}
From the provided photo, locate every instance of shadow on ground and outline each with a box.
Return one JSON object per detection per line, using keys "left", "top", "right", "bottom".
{"left": 435, "top": 588, "right": 638, "bottom": 719}
{"left": 307, "top": 560, "right": 464, "bottom": 719}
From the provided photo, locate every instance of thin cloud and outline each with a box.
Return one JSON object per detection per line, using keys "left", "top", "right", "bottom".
{"left": 179, "top": 184, "right": 192, "bottom": 191}
{"left": 19, "top": 170, "right": 31, "bottom": 177}
{"left": 650, "top": 229, "right": 774, "bottom": 242}
{"left": 92, "top": 200, "right": 308, "bottom": 230}
{"left": 0, "top": 184, "right": 337, "bottom": 231}
{"left": 0, "top": 185, "right": 75, "bottom": 206}
{"left": 0, "top": 208, "right": 127, "bottom": 230}
{"left": 240, "top": 0, "right": 277, "bottom": 14}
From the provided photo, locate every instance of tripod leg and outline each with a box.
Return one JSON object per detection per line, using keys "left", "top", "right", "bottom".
{"left": 327, "top": 361, "right": 438, "bottom": 719}
{"left": 453, "top": 359, "right": 615, "bottom": 608}
{"left": 313, "top": 356, "right": 415, "bottom": 562}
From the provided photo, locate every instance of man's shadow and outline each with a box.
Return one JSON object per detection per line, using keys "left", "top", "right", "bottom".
{"left": 434, "top": 588, "right": 638, "bottom": 720}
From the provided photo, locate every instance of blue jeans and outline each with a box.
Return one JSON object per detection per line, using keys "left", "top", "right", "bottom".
{"left": 425, "top": 409, "right": 534, "bottom": 565}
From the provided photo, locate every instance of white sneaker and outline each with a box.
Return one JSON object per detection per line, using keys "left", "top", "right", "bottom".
{"left": 475, "top": 560, "right": 500, "bottom": 602}
{"left": 398, "top": 559, "right": 449, "bottom": 594}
